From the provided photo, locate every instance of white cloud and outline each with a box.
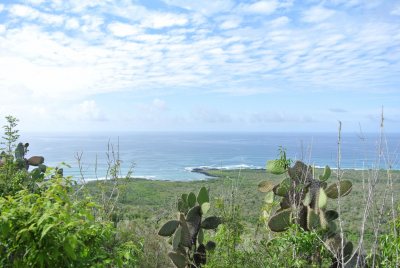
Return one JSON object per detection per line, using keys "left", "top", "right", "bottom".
{"left": 0, "top": 0, "right": 398, "bottom": 118}
{"left": 9, "top": 4, "right": 64, "bottom": 25}
{"left": 0, "top": 24, "right": 5, "bottom": 33}
{"left": 108, "top": 22, "right": 140, "bottom": 37}
{"left": 65, "top": 18, "right": 80, "bottom": 30}
{"left": 9, "top": 4, "right": 34, "bottom": 17}
{"left": 0, "top": 4, "right": 4, "bottom": 13}
{"left": 219, "top": 17, "right": 242, "bottom": 30}
{"left": 268, "top": 16, "right": 290, "bottom": 27}
{"left": 162, "top": 0, "right": 234, "bottom": 15}
{"left": 25, "top": 0, "right": 46, "bottom": 5}
{"left": 239, "top": 0, "right": 278, "bottom": 15}
{"left": 66, "top": 100, "right": 106, "bottom": 121}
{"left": 141, "top": 13, "right": 188, "bottom": 29}
{"left": 302, "top": 6, "right": 336, "bottom": 23}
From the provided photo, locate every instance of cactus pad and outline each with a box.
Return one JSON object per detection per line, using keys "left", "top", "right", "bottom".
{"left": 197, "top": 187, "right": 209, "bottom": 205}
{"left": 168, "top": 252, "right": 187, "bottom": 268}
{"left": 179, "top": 214, "right": 191, "bottom": 247}
{"left": 326, "top": 180, "right": 352, "bottom": 199}
{"left": 205, "top": 241, "right": 216, "bottom": 251}
{"left": 201, "top": 216, "right": 221, "bottom": 230}
{"left": 27, "top": 156, "right": 45, "bottom": 166}
{"left": 307, "top": 208, "right": 320, "bottom": 230}
{"left": 273, "top": 177, "right": 291, "bottom": 196}
{"left": 258, "top": 181, "right": 275, "bottom": 192}
{"left": 264, "top": 191, "right": 274, "bottom": 204}
{"left": 172, "top": 226, "right": 182, "bottom": 250}
{"left": 268, "top": 209, "right": 292, "bottom": 232}
{"left": 318, "top": 165, "right": 331, "bottom": 181}
{"left": 325, "top": 210, "right": 339, "bottom": 221}
{"left": 288, "top": 161, "right": 313, "bottom": 183}
{"left": 197, "top": 228, "right": 204, "bottom": 244}
{"left": 318, "top": 188, "right": 327, "bottom": 209}
{"left": 158, "top": 220, "right": 180, "bottom": 236}
{"left": 187, "top": 192, "right": 196, "bottom": 208}
{"left": 194, "top": 244, "right": 206, "bottom": 266}
{"left": 266, "top": 160, "right": 286, "bottom": 174}
{"left": 201, "top": 202, "right": 210, "bottom": 214}
{"left": 14, "top": 143, "right": 25, "bottom": 160}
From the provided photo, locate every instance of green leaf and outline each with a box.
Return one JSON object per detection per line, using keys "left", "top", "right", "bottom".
{"left": 266, "top": 160, "right": 286, "bottom": 175}
{"left": 64, "top": 236, "right": 77, "bottom": 260}
{"left": 197, "top": 187, "right": 209, "bottom": 205}
{"left": 40, "top": 224, "right": 55, "bottom": 240}
{"left": 187, "top": 192, "right": 196, "bottom": 208}
{"left": 158, "top": 220, "right": 180, "bottom": 237}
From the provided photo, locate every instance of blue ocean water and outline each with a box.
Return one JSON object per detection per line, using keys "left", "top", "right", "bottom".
{"left": 21, "top": 132, "right": 400, "bottom": 181}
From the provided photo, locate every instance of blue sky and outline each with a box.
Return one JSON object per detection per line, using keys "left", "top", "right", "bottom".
{"left": 0, "top": 0, "right": 399, "bottom": 132}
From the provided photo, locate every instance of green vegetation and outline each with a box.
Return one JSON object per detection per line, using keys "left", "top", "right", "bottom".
{"left": 0, "top": 116, "right": 399, "bottom": 267}
{"left": 0, "top": 116, "right": 142, "bottom": 267}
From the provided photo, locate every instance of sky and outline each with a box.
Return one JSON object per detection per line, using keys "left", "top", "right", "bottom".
{"left": 0, "top": 0, "right": 399, "bottom": 133}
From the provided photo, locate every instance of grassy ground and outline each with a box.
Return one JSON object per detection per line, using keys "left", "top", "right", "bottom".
{"left": 86, "top": 167, "right": 400, "bottom": 244}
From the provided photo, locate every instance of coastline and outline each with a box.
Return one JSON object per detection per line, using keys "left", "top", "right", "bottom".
{"left": 81, "top": 165, "right": 400, "bottom": 184}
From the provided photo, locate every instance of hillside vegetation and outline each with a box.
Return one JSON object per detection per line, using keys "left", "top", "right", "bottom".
{"left": 0, "top": 116, "right": 399, "bottom": 267}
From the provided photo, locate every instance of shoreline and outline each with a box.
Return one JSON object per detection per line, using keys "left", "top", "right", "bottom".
{"left": 82, "top": 166, "right": 400, "bottom": 184}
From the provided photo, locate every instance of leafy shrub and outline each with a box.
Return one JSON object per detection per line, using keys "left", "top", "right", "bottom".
{"left": 0, "top": 116, "right": 142, "bottom": 267}
{"left": 369, "top": 205, "right": 400, "bottom": 267}
{"left": 0, "top": 174, "right": 142, "bottom": 267}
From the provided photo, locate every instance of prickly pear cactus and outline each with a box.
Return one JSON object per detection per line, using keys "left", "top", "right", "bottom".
{"left": 8, "top": 142, "right": 47, "bottom": 181}
{"left": 158, "top": 186, "right": 221, "bottom": 268}
{"left": 258, "top": 156, "right": 354, "bottom": 266}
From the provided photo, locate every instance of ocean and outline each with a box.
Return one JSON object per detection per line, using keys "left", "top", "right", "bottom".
{"left": 20, "top": 132, "right": 400, "bottom": 181}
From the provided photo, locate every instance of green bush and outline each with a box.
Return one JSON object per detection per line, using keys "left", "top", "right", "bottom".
{"left": 0, "top": 116, "right": 142, "bottom": 267}
{"left": 0, "top": 174, "right": 142, "bottom": 267}
{"left": 369, "top": 205, "right": 400, "bottom": 267}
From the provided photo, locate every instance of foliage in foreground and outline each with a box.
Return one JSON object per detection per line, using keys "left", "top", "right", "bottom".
{"left": 0, "top": 176, "right": 141, "bottom": 267}
{"left": 0, "top": 116, "right": 142, "bottom": 267}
